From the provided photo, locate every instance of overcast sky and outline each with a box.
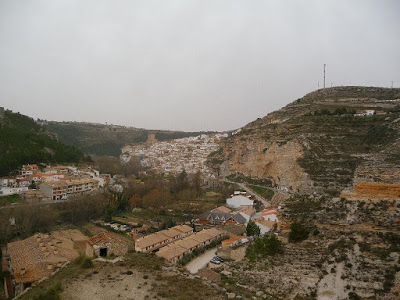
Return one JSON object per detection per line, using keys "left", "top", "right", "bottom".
{"left": 0, "top": 1, "right": 399, "bottom": 131}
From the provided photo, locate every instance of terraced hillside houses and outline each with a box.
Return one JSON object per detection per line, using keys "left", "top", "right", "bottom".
{"left": 0, "top": 164, "right": 108, "bottom": 202}
{"left": 121, "top": 133, "right": 227, "bottom": 176}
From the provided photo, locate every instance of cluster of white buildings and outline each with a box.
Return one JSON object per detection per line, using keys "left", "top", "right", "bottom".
{"left": 0, "top": 164, "right": 109, "bottom": 202}
{"left": 121, "top": 133, "right": 227, "bottom": 176}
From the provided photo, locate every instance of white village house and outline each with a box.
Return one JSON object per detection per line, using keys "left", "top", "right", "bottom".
{"left": 261, "top": 206, "right": 279, "bottom": 222}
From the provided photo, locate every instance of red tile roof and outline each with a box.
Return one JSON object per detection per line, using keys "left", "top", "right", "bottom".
{"left": 88, "top": 232, "right": 125, "bottom": 247}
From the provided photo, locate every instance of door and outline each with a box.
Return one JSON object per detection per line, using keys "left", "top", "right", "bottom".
{"left": 99, "top": 247, "right": 107, "bottom": 257}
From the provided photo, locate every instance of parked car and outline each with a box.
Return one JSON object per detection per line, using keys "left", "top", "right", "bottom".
{"left": 210, "top": 258, "right": 221, "bottom": 264}
{"left": 214, "top": 256, "right": 224, "bottom": 262}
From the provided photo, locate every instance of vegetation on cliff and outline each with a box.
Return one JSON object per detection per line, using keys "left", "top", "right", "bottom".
{"left": 245, "top": 234, "right": 283, "bottom": 261}
{"left": 288, "top": 222, "right": 309, "bottom": 242}
{"left": 0, "top": 110, "right": 91, "bottom": 176}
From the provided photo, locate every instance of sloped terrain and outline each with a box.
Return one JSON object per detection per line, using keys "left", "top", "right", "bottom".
{"left": 215, "top": 86, "right": 400, "bottom": 195}
{"left": 0, "top": 108, "right": 90, "bottom": 176}
{"left": 218, "top": 193, "right": 400, "bottom": 299}
{"left": 209, "top": 87, "right": 400, "bottom": 299}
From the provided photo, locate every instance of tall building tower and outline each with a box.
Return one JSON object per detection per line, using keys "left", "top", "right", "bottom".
{"left": 146, "top": 133, "right": 157, "bottom": 144}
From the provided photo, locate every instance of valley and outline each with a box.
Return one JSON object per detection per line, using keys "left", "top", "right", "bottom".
{"left": 1, "top": 86, "right": 400, "bottom": 300}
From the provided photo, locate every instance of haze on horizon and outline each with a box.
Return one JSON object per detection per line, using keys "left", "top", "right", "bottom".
{"left": 0, "top": 0, "right": 399, "bottom": 132}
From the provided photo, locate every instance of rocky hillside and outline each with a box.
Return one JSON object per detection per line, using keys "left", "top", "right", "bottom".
{"left": 43, "top": 121, "right": 213, "bottom": 157}
{"left": 215, "top": 86, "right": 400, "bottom": 195}
{"left": 0, "top": 108, "right": 91, "bottom": 176}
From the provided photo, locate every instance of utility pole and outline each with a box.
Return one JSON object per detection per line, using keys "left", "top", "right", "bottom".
{"left": 392, "top": 81, "right": 394, "bottom": 89}
{"left": 323, "top": 64, "right": 326, "bottom": 89}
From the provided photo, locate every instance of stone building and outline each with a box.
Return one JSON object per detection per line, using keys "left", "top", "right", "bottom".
{"left": 87, "top": 232, "right": 128, "bottom": 257}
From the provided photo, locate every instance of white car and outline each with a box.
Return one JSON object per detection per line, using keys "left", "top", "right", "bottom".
{"left": 210, "top": 258, "right": 221, "bottom": 264}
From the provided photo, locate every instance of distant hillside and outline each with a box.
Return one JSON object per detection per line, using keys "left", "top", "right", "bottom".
{"left": 43, "top": 121, "right": 214, "bottom": 157}
{"left": 213, "top": 86, "right": 400, "bottom": 195}
{"left": 0, "top": 108, "right": 91, "bottom": 176}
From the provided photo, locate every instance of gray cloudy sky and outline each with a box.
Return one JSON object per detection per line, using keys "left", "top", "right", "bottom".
{"left": 0, "top": 1, "right": 399, "bottom": 131}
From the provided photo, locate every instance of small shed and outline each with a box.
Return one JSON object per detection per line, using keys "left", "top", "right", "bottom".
{"left": 88, "top": 232, "right": 128, "bottom": 257}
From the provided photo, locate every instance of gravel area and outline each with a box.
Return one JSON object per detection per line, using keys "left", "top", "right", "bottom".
{"left": 61, "top": 264, "right": 154, "bottom": 300}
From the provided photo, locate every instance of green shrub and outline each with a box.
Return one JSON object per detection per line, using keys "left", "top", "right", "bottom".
{"left": 345, "top": 263, "right": 353, "bottom": 268}
{"left": 81, "top": 256, "right": 94, "bottom": 269}
{"left": 246, "top": 221, "right": 261, "bottom": 237}
{"left": 348, "top": 292, "right": 361, "bottom": 300}
{"left": 75, "top": 253, "right": 94, "bottom": 269}
{"left": 74, "top": 253, "right": 85, "bottom": 265}
{"left": 289, "top": 222, "right": 309, "bottom": 242}
{"left": 383, "top": 268, "right": 396, "bottom": 292}
{"left": 245, "top": 234, "right": 283, "bottom": 261}
{"left": 33, "top": 282, "right": 63, "bottom": 300}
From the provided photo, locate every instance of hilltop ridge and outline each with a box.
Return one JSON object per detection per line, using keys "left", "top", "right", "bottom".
{"left": 251, "top": 86, "right": 400, "bottom": 126}
{"left": 43, "top": 121, "right": 214, "bottom": 157}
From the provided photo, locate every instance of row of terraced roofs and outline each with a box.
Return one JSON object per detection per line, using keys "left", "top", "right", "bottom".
{"left": 135, "top": 224, "right": 194, "bottom": 252}
{"left": 156, "top": 228, "right": 223, "bottom": 261}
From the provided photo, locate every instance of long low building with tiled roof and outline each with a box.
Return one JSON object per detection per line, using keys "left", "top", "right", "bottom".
{"left": 173, "top": 237, "right": 199, "bottom": 252}
{"left": 135, "top": 224, "right": 194, "bottom": 252}
{"left": 156, "top": 228, "right": 225, "bottom": 262}
{"left": 156, "top": 244, "right": 187, "bottom": 261}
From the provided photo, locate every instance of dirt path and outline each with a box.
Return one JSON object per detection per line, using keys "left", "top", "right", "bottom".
{"left": 185, "top": 247, "right": 217, "bottom": 274}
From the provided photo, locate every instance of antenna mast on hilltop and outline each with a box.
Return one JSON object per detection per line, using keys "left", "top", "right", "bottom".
{"left": 323, "top": 64, "right": 326, "bottom": 89}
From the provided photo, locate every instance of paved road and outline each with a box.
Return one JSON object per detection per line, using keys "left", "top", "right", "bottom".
{"left": 185, "top": 247, "right": 217, "bottom": 274}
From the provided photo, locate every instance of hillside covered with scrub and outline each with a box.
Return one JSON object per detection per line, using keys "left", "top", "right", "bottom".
{"left": 0, "top": 108, "right": 91, "bottom": 176}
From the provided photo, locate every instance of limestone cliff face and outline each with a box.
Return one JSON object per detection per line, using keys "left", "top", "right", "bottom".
{"left": 222, "top": 136, "right": 311, "bottom": 192}
{"left": 215, "top": 86, "right": 400, "bottom": 194}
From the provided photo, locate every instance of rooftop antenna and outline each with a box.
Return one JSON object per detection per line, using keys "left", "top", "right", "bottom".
{"left": 323, "top": 64, "right": 326, "bottom": 89}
